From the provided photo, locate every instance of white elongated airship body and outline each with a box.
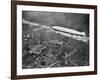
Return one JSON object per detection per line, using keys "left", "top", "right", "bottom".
{"left": 23, "top": 19, "right": 86, "bottom": 36}
{"left": 52, "top": 26, "right": 86, "bottom": 36}
{"left": 23, "top": 19, "right": 89, "bottom": 43}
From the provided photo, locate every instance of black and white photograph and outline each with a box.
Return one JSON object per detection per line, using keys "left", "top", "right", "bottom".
{"left": 22, "top": 11, "right": 89, "bottom": 69}
{"left": 11, "top": 1, "right": 97, "bottom": 79}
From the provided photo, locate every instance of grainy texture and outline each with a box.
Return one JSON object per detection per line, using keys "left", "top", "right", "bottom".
{"left": 22, "top": 11, "right": 89, "bottom": 69}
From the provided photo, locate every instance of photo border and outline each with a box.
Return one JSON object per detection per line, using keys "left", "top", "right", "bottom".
{"left": 11, "top": 1, "right": 97, "bottom": 80}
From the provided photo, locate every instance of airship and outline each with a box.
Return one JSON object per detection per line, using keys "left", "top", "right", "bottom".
{"left": 52, "top": 26, "right": 86, "bottom": 36}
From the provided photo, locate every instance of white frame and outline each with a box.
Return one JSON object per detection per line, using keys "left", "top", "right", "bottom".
{"left": 17, "top": 5, "right": 95, "bottom": 75}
